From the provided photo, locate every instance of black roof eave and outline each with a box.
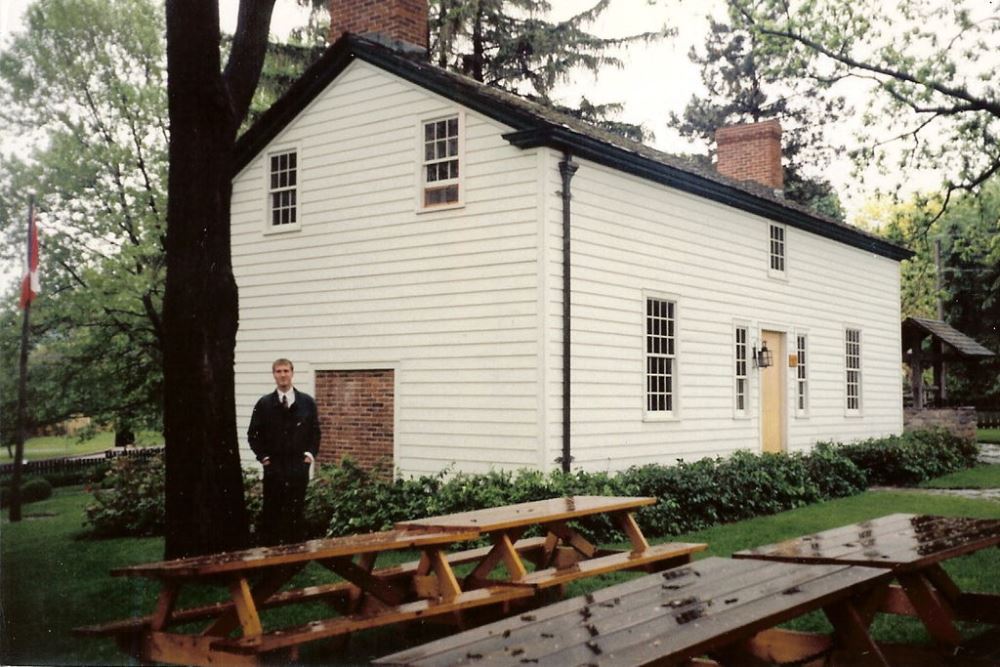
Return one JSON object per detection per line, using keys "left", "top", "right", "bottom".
{"left": 504, "top": 127, "right": 912, "bottom": 262}
{"left": 234, "top": 35, "right": 912, "bottom": 263}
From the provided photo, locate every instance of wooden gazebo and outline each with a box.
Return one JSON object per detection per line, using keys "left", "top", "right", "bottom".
{"left": 902, "top": 316, "right": 995, "bottom": 408}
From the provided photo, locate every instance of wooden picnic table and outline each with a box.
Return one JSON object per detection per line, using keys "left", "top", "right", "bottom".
{"left": 733, "top": 513, "right": 1000, "bottom": 648}
{"left": 376, "top": 556, "right": 897, "bottom": 666}
{"left": 75, "top": 495, "right": 705, "bottom": 666}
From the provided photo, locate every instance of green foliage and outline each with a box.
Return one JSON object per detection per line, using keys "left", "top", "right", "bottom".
{"left": 84, "top": 453, "right": 165, "bottom": 537}
{"left": 833, "top": 429, "right": 979, "bottom": 487}
{"left": 728, "top": 0, "right": 1000, "bottom": 200}
{"left": 428, "top": 0, "right": 666, "bottom": 141}
{"left": 0, "top": 476, "right": 53, "bottom": 507}
{"left": 670, "top": 16, "right": 845, "bottom": 218}
{"left": 0, "top": 0, "right": 168, "bottom": 434}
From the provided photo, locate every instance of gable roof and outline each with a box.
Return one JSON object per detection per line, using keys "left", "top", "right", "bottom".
{"left": 902, "top": 317, "right": 995, "bottom": 358}
{"left": 235, "top": 33, "right": 912, "bottom": 262}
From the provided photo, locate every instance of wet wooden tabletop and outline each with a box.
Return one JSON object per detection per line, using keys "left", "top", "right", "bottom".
{"left": 394, "top": 496, "right": 657, "bottom": 533}
{"left": 375, "top": 556, "right": 891, "bottom": 666}
{"left": 732, "top": 514, "right": 1000, "bottom": 570}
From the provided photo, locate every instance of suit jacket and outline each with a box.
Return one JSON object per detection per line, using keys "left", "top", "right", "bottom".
{"left": 248, "top": 388, "right": 321, "bottom": 465}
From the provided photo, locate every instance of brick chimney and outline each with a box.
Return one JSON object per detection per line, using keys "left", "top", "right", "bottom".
{"left": 328, "top": 0, "right": 428, "bottom": 49}
{"left": 715, "top": 119, "right": 784, "bottom": 192}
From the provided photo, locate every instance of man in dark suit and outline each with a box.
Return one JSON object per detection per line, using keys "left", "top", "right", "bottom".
{"left": 248, "top": 358, "right": 321, "bottom": 546}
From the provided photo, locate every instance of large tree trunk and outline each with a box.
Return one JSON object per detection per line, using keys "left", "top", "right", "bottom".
{"left": 162, "top": 0, "right": 275, "bottom": 558}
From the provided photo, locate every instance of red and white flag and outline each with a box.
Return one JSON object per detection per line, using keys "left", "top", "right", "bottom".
{"left": 20, "top": 204, "right": 39, "bottom": 309}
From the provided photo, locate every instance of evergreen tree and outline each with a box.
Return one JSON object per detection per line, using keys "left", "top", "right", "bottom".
{"left": 671, "top": 17, "right": 845, "bottom": 219}
{"left": 429, "top": 0, "right": 666, "bottom": 141}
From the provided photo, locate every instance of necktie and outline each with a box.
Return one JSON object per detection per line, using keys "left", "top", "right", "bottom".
{"left": 281, "top": 394, "right": 288, "bottom": 409}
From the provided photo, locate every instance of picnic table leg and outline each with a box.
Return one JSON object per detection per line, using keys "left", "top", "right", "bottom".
{"left": 150, "top": 583, "right": 180, "bottom": 631}
{"left": 201, "top": 564, "right": 303, "bottom": 637}
{"left": 614, "top": 511, "right": 650, "bottom": 554}
{"left": 463, "top": 528, "right": 527, "bottom": 587}
{"left": 228, "top": 577, "right": 264, "bottom": 638}
{"left": 896, "top": 571, "right": 963, "bottom": 647}
{"left": 823, "top": 596, "right": 890, "bottom": 667}
{"left": 542, "top": 521, "right": 598, "bottom": 559}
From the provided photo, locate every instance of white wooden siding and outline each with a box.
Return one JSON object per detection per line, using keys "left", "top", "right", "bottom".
{"left": 232, "top": 61, "right": 543, "bottom": 475}
{"left": 544, "top": 151, "right": 903, "bottom": 471}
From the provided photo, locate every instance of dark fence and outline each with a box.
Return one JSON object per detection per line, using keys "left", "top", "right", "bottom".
{"left": 0, "top": 446, "right": 163, "bottom": 478}
{"left": 979, "top": 411, "right": 1000, "bottom": 429}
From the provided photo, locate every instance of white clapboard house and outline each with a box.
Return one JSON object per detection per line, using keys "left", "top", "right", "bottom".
{"left": 231, "top": 5, "right": 911, "bottom": 477}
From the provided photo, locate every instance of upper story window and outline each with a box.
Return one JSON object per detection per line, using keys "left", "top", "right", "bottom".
{"left": 769, "top": 223, "right": 785, "bottom": 275}
{"left": 796, "top": 334, "right": 808, "bottom": 415}
{"left": 268, "top": 149, "right": 298, "bottom": 228}
{"left": 734, "top": 325, "right": 749, "bottom": 417}
{"left": 845, "top": 328, "right": 862, "bottom": 413}
{"left": 421, "top": 115, "right": 462, "bottom": 209}
{"left": 645, "top": 296, "right": 676, "bottom": 416}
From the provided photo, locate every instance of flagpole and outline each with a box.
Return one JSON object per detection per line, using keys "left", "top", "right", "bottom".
{"left": 10, "top": 196, "right": 35, "bottom": 523}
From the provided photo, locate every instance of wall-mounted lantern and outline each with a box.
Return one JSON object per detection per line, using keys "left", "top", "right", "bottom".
{"left": 753, "top": 342, "right": 773, "bottom": 369}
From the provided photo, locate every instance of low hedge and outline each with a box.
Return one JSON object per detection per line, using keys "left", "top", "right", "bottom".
{"left": 0, "top": 476, "right": 53, "bottom": 508}
{"left": 83, "top": 429, "right": 977, "bottom": 541}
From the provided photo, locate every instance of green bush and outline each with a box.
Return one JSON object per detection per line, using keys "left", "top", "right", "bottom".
{"left": 0, "top": 476, "right": 53, "bottom": 507}
{"left": 85, "top": 454, "right": 166, "bottom": 537}
{"left": 834, "top": 428, "right": 978, "bottom": 486}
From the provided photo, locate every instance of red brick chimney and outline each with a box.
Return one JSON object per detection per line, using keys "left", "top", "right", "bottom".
{"left": 328, "top": 0, "right": 428, "bottom": 49}
{"left": 715, "top": 119, "right": 784, "bottom": 191}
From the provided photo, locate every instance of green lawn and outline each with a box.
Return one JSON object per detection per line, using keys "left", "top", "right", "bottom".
{"left": 980, "top": 428, "right": 1000, "bottom": 444}
{"left": 919, "top": 464, "right": 1000, "bottom": 489}
{"left": 1, "top": 431, "right": 163, "bottom": 463}
{"left": 2, "top": 486, "right": 999, "bottom": 665}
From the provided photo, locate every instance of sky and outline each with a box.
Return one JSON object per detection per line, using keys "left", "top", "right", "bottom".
{"left": 0, "top": 0, "right": 978, "bottom": 287}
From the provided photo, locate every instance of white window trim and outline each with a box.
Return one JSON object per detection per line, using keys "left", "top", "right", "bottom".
{"left": 768, "top": 222, "right": 787, "bottom": 280}
{"left": 733, "top": 322, "right": 751, "bottom": 419}
{"left": 642, "top": 291, "right": 679, "bottom": 422}
{"left": 263, "top": 145, "right": 302, "bottom": 235}
{"left": 415, "top": 111, "right": 465, "bottom": 213}
{"left": 844, "top": 326, "right": 863, "bottom": 416}
{"left": 794, "top": 331, "right": 809, "bottom": 418}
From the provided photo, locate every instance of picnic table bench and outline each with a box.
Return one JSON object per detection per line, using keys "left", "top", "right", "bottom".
{"left": 733, "top": 513, "right": 1000, "bottom": 649}
{"left": 376, "top": 556, "right": 897, "bottom": 666}
{"left": 75, "top": 495, "right": 705, "bottom": 666}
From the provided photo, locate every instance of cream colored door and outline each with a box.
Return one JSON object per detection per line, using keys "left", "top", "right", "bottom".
{"left": 760, "top": 330, "right": 786, "bottom": 453}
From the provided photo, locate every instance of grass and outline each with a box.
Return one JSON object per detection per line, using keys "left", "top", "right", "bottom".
{"left": 919, "top": 464, "right": 1000, "bottom": 489}
{"left": 1, "top": 431, "right": 163, "bottom": 463}
{"left": 2, "top": 487, "right": 999, "bottom": 666}
{"left": 980, "top": 428, "right": 1000, "bottom": 444}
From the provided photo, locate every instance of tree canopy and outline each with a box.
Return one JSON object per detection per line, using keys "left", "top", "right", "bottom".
{"left": 0, "top": 0, "right": 167, "bottom": 440}
{"left": 728, "top": 0, "right": 1000, "bottom": 221}
{"left": 670, "top": 15, "right": 845, "bottom": 219}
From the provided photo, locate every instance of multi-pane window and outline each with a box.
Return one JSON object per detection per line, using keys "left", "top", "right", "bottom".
{"left": 845, "top": 328, "right": 862, "bottom": 412}
{"left": 646, "top": 297, "right": 676, "bottom": 414}
{"left": 769, "top": 223, "right": 785, "bottom": 273}
{"left": 269, "top": 150, "right": 297, "bottom": 227}
{"left": 735, "top": 326, "right": 749, "bottom": 415}
{"left": 796, "top": 334, "right": 808, "bottom": 414}
{"left": 422, "top": 116, "right": 460, "bottom": 207}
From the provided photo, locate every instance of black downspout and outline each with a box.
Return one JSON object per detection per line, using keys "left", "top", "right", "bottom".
{"left": 559, "top": 152, "right": 579, "bottom": 473}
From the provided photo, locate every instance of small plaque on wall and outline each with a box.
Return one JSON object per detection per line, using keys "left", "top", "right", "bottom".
{"left": 788, "top": 354, "right": 798, "bottom": 367}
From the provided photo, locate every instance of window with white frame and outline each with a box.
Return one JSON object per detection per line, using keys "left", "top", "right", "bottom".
{"left": 421, "top": 115, "right": 461, "bottom": 208}
{"left": 735, "top": 326, "right": 749, "bottom": 416}
{"left": 796, "top": 334, "right": 808, "bottom": 414}
{"left": 645, "top": 297, "right": 676, "bottom": 414}
{"left": 268, "top": 149, "right": 297, "bottom": 227}
{"left": 769, "top": 223, "right": 785, "bottom": 273}
{"left": 845, "top": 328, "right": 862, "bottom": 412}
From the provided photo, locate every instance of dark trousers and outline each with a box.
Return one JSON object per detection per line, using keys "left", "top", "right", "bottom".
{"left": 260, "top": 460, "right": 310, "bottom": 546}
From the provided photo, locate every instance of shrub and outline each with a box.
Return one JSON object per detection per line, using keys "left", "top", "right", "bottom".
{"left": 85, "top": 453, "right": 165, "bottom": 537}
{"left": 835, "top": 428, "right": 979, "bottom": 486}
{"left": 0, "top": 476, "right": 53, "bottom": 507}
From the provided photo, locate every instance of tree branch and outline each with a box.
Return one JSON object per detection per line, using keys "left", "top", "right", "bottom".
{"left": 223, "top": 0, "right": 279, "bottom": 124}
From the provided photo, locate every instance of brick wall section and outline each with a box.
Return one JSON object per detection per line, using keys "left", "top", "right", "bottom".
{"left": 328, "top": 0, "right": 428, "bottom": 48}
{"left": 904, "top": 406, "right": 978, "bottom": 442}
{"left": 715, "top": 119, "right": 784, "bottom": 190}
{"left": 315, "top": 370, "right": 394, "bottom": 476}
